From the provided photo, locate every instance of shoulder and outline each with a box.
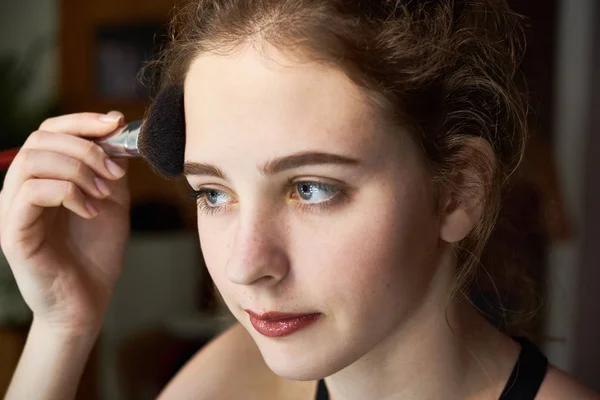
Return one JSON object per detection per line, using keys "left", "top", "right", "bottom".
{"left": 157, "top": 323, "right": 316, "bottom": 400}
{"left": 536, "top": 366, "right": 600, "bottom": 400}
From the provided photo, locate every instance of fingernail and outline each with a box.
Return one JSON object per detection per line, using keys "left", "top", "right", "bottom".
{"left": 105, "top": 159, "right": 126, "bottom": 178}
{"left": 86, "top": 201, "right": 98, "bottom": 217}
{"left": 94, "top": 177, "right": 111, "bottom": 197}
{"left": 99, "top": 111, "right": 124, "bottom": 124}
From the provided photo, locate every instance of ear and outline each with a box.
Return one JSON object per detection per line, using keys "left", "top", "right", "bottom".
{"left": 439, "top": 136, "right": 496, "bottom": 244}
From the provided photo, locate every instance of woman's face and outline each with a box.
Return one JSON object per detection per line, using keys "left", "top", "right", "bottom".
{"left": 184, "top": 45, "right": 447, "bottom": 380}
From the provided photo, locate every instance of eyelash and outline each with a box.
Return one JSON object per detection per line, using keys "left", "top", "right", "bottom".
{"left": 189, "top": 180, "right": 347, "bottom": 216}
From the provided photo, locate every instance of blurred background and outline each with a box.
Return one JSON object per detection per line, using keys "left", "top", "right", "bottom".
{"left": 0, "top": 0, "right": 598, "bottom": 398}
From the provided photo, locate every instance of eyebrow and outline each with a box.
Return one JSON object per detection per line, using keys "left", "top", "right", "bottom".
{"left": 183, "top": 151, "right": 360, "bottom": 179}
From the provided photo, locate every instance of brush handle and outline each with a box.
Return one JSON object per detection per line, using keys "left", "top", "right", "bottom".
{"left": 0, "top": 121, "right": 142, "bottom": 172}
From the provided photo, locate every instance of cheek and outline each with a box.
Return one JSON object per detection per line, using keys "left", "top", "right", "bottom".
{"left": 297, "top": 182, "right": 440, "bottom": 318}
{"left": 197, "top": 221, "right": 233, "bottom": 287}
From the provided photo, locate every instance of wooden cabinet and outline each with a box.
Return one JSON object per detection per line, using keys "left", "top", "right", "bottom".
{"left": 60, "top": 0, "right": 176, "bottom": 114}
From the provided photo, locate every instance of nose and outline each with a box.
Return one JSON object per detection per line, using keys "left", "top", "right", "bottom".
{"left": 225, "top": 210, "right": 290, "bottom": 287}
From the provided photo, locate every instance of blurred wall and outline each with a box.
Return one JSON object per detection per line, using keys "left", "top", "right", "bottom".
{"left": 546, "top": 0, "right": 599, "bottom": 390}
{"left": 0, "top": 0, "right": 58, "bottom": 107}
{"left": 575, "top": 0, "right": 600, "bottom": 390}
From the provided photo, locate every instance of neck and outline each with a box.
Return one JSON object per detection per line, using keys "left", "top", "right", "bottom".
{"left": 323, "top": 260, "right": 520, "bottom": 400}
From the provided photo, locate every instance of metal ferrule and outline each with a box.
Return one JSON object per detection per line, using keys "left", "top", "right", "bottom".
{"left": 96, "top": 120, "right": 142, "bottom": 157}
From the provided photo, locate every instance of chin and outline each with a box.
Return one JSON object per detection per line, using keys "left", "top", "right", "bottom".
{"left": 251, "top": 331, "right": 357, "bottom": 381}
{"left": 261, "top": 352, "right": 338, "bottom": 381}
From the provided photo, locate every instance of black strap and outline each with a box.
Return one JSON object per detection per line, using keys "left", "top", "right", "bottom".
{"left": 499, "top": 337, "right": 548, "bottom": 400}
{"left": 315, "top": 337, "right": 548, "bottom": 400}
{"left": 315, "top": 378, "right": 329, "bottom": 400}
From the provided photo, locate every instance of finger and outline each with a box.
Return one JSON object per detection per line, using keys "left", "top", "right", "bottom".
{"left": 9, "top": 149, "right": 111, "bottom": 200}
{"left": 21, "top": 130, "right": 126, "bottom": 181}
{"left": 1, "top": 146, "right": 126, "bottom": 227}
{"left": 39, "top": 110, "right": 125, "bottom": 138}
{"left": 27, "top": 179, "right": 95, "bottom": 219}
{"left": 3, "top": 179, "right": 96, "bottom": 248}
{"left": 103, "top": 159, "right": 131, "bottom": 205}
{"left": 1, "top": 137, "right": 122, "bottom": 218}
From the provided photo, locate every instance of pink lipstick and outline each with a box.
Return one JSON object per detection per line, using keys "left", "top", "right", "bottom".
{"left": 246, "top": 310, "right": 321, "bottom": 338}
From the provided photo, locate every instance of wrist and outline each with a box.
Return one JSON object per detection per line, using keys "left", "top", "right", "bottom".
{"left": 30, "top": 317, "right": 102, "bottom": 344}
{"left": 5, "top": 316, "right": 101, "bottom": 400}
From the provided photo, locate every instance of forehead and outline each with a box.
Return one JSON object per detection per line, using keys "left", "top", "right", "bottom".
{"left": 183, "top": 45, "right": 381, "bottom": 155}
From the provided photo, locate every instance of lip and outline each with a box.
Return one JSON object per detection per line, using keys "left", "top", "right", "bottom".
{"left": 245, "top": 310, "right": 321, "bottom": 338}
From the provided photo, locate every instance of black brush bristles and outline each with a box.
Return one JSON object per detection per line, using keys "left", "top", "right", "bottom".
{"left": 139, "top": 84, "right": 186, "bottom": 178}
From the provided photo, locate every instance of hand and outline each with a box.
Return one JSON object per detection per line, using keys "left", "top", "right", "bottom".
{"left": 0, "top": 112, "right": 131, "bottom": 335}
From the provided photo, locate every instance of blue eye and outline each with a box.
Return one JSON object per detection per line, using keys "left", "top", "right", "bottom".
{"left": 191, "top": 188, "right": 231, "bottom": 209}
{"left": 295, "top": 182, "right": 339, "bottom": 203}
{"left": 203, "top": 189, "right": 230, "bottom": 206}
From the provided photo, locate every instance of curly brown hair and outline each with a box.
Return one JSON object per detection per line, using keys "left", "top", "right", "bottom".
{"left": 147, "top": 0, "right": 531, "bottom": 333}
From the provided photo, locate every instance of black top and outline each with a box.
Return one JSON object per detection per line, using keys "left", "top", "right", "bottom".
{"left": 315, "top": 337, "right": 548, "bottom": 400}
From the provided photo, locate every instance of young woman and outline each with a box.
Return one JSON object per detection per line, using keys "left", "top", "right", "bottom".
{"left": 2, "top": 1, "right": 599, "bottom": 399}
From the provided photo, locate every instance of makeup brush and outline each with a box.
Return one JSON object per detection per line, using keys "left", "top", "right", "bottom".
{"left": 0, "top": 84, "right": 186, "bottom": 179}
